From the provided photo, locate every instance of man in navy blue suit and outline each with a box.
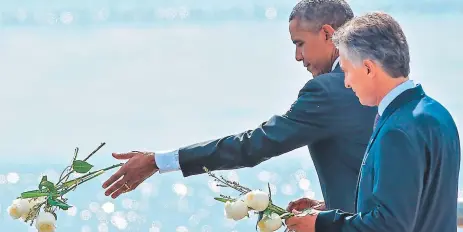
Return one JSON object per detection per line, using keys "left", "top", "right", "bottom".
{"left": 286, "top": 11, "right": 461, "bottom": 232}
{"left": 102, "top": 0, "right": 377, "bottom": 213}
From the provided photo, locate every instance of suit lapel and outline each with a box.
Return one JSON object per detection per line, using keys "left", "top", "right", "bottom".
{"left": 353, "top": 84, "right": 425, "bottom": 212}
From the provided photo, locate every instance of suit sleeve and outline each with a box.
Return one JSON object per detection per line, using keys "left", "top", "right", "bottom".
{"left": 315, "top": 128, "right": 425, "bottom": 232}
{"left": 178, "top": 80, "right": 338, "bottom": 177}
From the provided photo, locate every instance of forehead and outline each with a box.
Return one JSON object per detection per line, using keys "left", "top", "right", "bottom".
{"left": 289, "top": 19, "right": 317, "bottom": 41}
{"left": 289, "top": 18, "right": 313, "bottom": 32}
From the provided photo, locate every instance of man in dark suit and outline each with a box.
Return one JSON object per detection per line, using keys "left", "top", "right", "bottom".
{"left": 101, "top": 0, "right": 377, "bottom": 213}
{"left": 286, "top": 12, "right": 461, "bottom": 232}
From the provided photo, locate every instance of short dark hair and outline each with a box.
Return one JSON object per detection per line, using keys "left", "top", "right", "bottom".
{"left": 289, "top": 0, "right": 354, "bottom": 31}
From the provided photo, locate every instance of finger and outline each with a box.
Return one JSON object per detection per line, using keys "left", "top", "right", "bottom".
{"left": 286, "top": 201, "right": 295, "bottom": 211}
{"left": 110, "top": 179, "right": 134, "bottom": 199}
{"left": 112, "top": 152, "right": 137, "bottom": 160}
{"left": 288, "top": 202, "right": 307, "bottom": 212}
{"left": 292, "top": 209, "right": 302, "bottom": 215}
{"left": 285, "top": 217, "right": 299, "bottom": 229}
{"left": 129, "top": 181, "right": 142, "bottom": 191}
{"left": 285, "top": 218, "right": 294, "bottom": 227}
{"left": 110, "top": 186, "right": 127, "bottom": 199}
{"left": 286, "top": 198, "right": 304, "bottom": 211}
{"left": 104, "top": 174, "right": 129, "bottom": 196}
{"left": 102, "top": 167, "right": 125, "bottom": 188}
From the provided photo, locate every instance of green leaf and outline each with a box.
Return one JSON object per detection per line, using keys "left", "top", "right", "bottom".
{"left": 47, "top": 198, "right": 71, "bottom": 210}
{"left": 39, "top": 176, "right": 57, "bottom": 193}
{"left": 72, "top": 160, "right": 93, "bottom": 173}
{"left": 263, "top": 208, "right": 273, "bottom": 216}
{"left": 213, "top": 197, "right": 229, "bottom": 203}
{"left": 21, "top": 190, "right": 49, "bottom": 199}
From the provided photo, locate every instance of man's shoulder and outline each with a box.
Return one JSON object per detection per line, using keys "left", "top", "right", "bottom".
{"left": 300, "top": 71, "right": 346, "bottom": 95}
{"left": 386, "top": 94, "right": 457, "bottom": 137}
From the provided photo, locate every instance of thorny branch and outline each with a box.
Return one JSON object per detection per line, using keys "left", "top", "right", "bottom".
{"left": 203, "top": 167, "right": 252, "bottom": 194}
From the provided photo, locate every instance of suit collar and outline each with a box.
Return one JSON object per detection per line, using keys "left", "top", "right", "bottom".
{"left": 331, "top": 56, "right": 340, "bottom": 71}
{"left": 381, "top": 84, "right": 425, "bottom": 123}
{"left": 378, "top": 80, "right": 415, "bottom": 116}
{"left": 331, "top": 60, "right": 343, "bottom": 74}
{"left": 366, "top": 84, "right": 425, "bottom": 153}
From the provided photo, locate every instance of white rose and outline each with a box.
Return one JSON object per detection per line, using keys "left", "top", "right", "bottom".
{"left": 7, "top": 199, "right": 33, "bottom": 219}
{"left": 20, "top": 197, "right": 47, "bottom": 221}
{"left": 244, "top": 190, "right": 270, "bottom": 211}
{"left": 224, "top": 200, "right": 249, "bottom": 220}
{"left": 35, "top": 211, "right": 56, "bottom": 232}
{"left": 257, "top": 213, "right": 283, "bottom": 232}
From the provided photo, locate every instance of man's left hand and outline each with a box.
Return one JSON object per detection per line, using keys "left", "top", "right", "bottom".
{"left": 285, "top": 210, "right": 319, "bottom": 232}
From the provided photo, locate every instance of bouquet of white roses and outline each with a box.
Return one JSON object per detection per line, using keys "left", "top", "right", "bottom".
{"left": 7, "top": 143, "right": 122, "bottom": 232}
{"left": 204, "top": 167, "right": 315, "bottom": 232}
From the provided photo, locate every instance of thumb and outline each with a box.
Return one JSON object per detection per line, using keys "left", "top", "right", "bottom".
{"left": 292, "top": 209, "right": 302, "bottom": 214}
{"left": 112, "top": 152, "right": 137, "bottom": 160}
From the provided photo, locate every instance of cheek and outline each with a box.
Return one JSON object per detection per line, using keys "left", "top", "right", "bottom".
{"left": 356, "top": 77, "right": 374, "bottom": 96}
{"left": 349, "top": 74, "right": 366, "bottom": 91}
{"left": 302, "top": 40, "right": 322, "bottom": 59}
{"left": 346, "top": 73, "right": 357, "bottom": 86}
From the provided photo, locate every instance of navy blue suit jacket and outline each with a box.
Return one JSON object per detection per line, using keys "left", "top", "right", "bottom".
{"left": 177, "top": 65, "right": 377, "bottom": 212}
{"left": 316, "top": 84, "right": 461, "bottom": 232}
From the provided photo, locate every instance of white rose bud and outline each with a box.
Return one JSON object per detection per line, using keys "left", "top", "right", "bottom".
{"left": 244, "top": 190, "right": 270, "bottom": 211}
{"left": 7, "top": 199, "right": 32, "bottom": 219}
{"left": 35, "top": 211, "right": 56, "bottom": 232}
{"left": 257, "top": 213, "right": 283, "bottom": 232}
{"left": 21, "top": 197, "right": 47, "bottom": 221}
{"left": 224, "top": 200, "right": 249, "bottom": 220}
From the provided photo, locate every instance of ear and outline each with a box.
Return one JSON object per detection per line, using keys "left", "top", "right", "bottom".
{"left": 363, "top": 60, "right": 377, "bottom": 77}
{"left": 321, "top": 24, "right": 335, "bottom": 41}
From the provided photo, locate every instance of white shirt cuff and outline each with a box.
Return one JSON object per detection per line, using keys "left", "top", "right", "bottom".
{"left": 154, "top": 149, "right": 181, "bottom": 173}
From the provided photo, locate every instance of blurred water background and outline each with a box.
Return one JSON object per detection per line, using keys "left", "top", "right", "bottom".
{"left": 0, "top": 0, "right": 462, "bottom": 231}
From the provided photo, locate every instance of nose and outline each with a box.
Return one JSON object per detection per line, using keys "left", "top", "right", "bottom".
{"left": 295, "top": 50, "right": 303, "bottom": 62}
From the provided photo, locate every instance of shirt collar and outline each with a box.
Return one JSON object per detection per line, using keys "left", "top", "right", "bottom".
{"left": 331, "top": 56, "right": 340, "bottom": 71}
{"left": 378, "top": 79, "right": 415, "bottom": 116}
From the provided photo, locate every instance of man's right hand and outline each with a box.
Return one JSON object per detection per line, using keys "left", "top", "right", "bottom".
{"left": 102, "top": 151, "right": 159, "bottom": 199}
{"left": 286, "top": 198, "right": 326, "bottom": 212}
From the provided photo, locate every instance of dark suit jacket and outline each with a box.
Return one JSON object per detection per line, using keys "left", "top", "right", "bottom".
{"left": 316, "top": 84, "right": 461, "bottom": 232}
{"left": 178, "top": 65, "right": 377, "bottom": 212}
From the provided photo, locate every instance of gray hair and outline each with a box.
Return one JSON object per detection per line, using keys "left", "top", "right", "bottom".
{"left": 289, "top": 0, "right": 354, "bottom": 31}
{"left": 332, "top": 12, "right": 410, "bottom": 78}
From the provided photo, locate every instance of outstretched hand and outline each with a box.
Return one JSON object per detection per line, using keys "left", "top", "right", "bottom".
{"left": 102, "top": 151, "right": 159, "bottom": 199}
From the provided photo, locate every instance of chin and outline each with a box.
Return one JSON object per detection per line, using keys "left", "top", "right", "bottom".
{"left": 311, "top": 70, "right": 322, "bottom": 77}
{"left": 358, "top": 97, "right": 369, "bottom": 106}
{"left": 359, "top": 99, "right": 375, "bottom": 107}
